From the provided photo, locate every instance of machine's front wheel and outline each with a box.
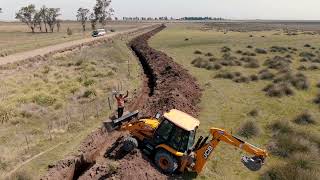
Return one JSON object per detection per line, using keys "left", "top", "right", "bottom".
{"left": 154, "top": 150, "right": 178, "bottom": 173}
{"left": 122, "top": 137, "right": 138, "bottom": 152}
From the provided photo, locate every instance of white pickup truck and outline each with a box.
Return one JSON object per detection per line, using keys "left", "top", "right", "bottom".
{"left": 92, "top": 29, "right": 106, "bottom": 37}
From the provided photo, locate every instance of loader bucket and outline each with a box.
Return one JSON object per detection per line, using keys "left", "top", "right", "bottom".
{"left": 241, "top": 156, "right": 263, "bottom": 171}
{"left": 104, "top": 110, "right": 139, "bottom": 132}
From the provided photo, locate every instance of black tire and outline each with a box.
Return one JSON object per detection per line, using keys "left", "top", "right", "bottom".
{"left": 154, "top": 150, "right": 178, "bottom": 174}
{"left": 122, "top": 137, "right": 138, "bottom": 152}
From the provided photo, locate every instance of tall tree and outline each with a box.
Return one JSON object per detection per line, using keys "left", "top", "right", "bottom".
{"left": 90, "top": 13, "right": 97, "bottom": 30}
{"left": 0, "top": 8, "right": 2, "bottom": 13}
{"left": 76, "top": 8, "right": 90, "bottom": 31}
{"left": 34, "top": 12, "right": 42, "bottom": 32}
{"left": 39, "top": 6, "right": 48, "bottom": 32}
{"left": 45, "top": 8, "right": 61, "bottom": 32}
{"left": 93, "top": 0, "right": 114, "bottom": 27}
{"left": 56, "top": 19, "right": 61, "bottom": 32}
{"left": 15, "top": 4, "right": 38, "bottom": 33}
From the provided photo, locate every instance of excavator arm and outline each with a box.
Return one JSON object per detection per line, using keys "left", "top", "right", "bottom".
{"left": 186, "top": 127, "right": 268, "bottom": 174}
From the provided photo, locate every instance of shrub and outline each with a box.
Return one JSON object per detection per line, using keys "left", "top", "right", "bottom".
{"left": 309, "top": 65, "right": 319, "bottom": 70}
{"left": 248, "top": 109, "right": 259, "bottom": 117}
{"left": 304, "top": 44, "right": 311, "bottom": 47}
{"left": 247, "top": 45, "right": 253, "bottom": 49}
{"left": 270, "top": 46, "right": 288, "bottom": 53}
{"left": 255, "top": 48, "right": 268, "bottom": 54}
{"left": 215, "top": 71, "right": 238, "bottom": 80}
{"left": 264, "top": 83, "right": 294, "bottom": 97}
{"left": 205, "top": 52, "right": 213, "bottom": 57}
{"left": 221, "top": 46, "right": 231, "bottom": 52}
{"left": 290, "top": 73, "right": 309, "bottom": 90}
{"left": 285, "top": 54, "right": 292, "bottom": 59}
{"left": 242, "top": 51, "right": 256, "bottom": 56}
{"left": 191, "top": 57, "right": 208, "bottom": 68}
{"left": 83, "top": 79, "right": 95, "bottom": 87}
{"left": 209, "top": 57, "right": 217, "bottom": 62}
{"left": 269, "top": 120, "right": 293, "bottom": 134}
{"left": 213, "top": 63, "right": 222, "bottom": 70}
{"left": 249, "top": 74, "right": 259, "bottom": 81}
{"left": 10, "top": 170, "right": 33, "bottom": 180}
{"left": 67, "top": 27, "right": 73, "bottom": 36}
{"left": 316, "top": 82, "right": 320, "bottom": 88}
{"left": 82, "top": 89, "right": 96, "bottom": 98}
{"left": 32, "top": 93, "right": 56, "bottom": 106}
{"left": 244, "top": 61, "right": 260, "bottom": 68}
{"left": 297, "top": 65, "right": 307, "bottom": 71}
{"left": 184, "top": 38, "right": 189, "bottom": 41}
{"left": 194, "top": 50, "right": 202, "bottom": 54}
{"left": 293, "top": 112, "right": 316, "bottom": 125}
{"left": 313, "top": 94, "right": 320, "bottom": 105}
{"left": 259, "top": 69, "right": 275, "bottom": 80}
{"left": 300, "top": 58, "right": 308, "bottom": 62}
{"left": 110, "top": 29, "right": 115, "bottom": 32}
{"left": 236, "top": 50, "right": 243, "bottom": 54}
{"left": 75, "top": 59, "right": 84, "bottom": 66}
{"left": 299, "top": 52, "right": 315, "bottom": 60}
{"left": 237, "top": 120, "right": 261, "bottom": 138}
{"left": 233, "top": 76, "right": 250, "bottom": 83}
{"left": 264, "top": 56, "right": 291, "bottom": 70}
{"left": 263, "top": 155, "right": 320, "bottom": 180}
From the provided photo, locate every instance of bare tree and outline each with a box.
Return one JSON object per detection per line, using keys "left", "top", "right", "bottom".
{"left": 93, "top": 0, "right": 114, "bottom": 27}
{"left": 45, "top": 8, "right": 61, "bottom": 32}
{"left": 76, "top": 8, "right": 90, "bottom": 31}
{"left": 15, "top": 4, "right": 38, "bottom": 33}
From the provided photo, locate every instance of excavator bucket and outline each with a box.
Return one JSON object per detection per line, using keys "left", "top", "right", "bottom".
{"left": 241, "top": 156, "right": 263, "bottom": 171}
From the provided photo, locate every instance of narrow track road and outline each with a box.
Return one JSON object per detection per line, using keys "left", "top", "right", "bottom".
{"left": 0, "top": 24, "right": 155, "bottom": 66}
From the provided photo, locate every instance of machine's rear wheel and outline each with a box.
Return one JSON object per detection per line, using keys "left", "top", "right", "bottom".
{"left": 154, "top": 150, "right": 178, "bottom": 173}
{"left": 122, "top": 137, "right": 138, "bottom": 152}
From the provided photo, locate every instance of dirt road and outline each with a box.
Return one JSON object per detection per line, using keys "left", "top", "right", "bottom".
{"left": 0, "top": 24, "right": 155, "bottom": 66}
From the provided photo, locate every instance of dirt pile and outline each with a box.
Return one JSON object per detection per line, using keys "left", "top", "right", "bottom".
{"left": 130, "top": 24, "right": 201, "bottom": 117}
{"left": 42, "top": 24, "right": 201, "bottom": 180}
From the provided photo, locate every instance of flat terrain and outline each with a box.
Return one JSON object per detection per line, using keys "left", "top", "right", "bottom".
{"left": 0, "top": 21, "right": 145, "bottom": 57}
{"left": 0, "top": 35, "right": 142, "bottom": 178}
{"left": 150, "top": 23, "right": 320, "bottom": 179}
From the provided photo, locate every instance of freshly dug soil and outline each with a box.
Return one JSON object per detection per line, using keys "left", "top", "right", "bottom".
{"left": 42, "top": 24, "right": 201, "bottom": 180}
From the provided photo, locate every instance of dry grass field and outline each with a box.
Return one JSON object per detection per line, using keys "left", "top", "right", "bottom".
{"left": 0, "top": 35, "right": 142, "bottom": 179}
{"left": 150, "top": 22, "right": 320, "bottom": 180}
{"left": 0, "top": 21, "right": 145, "bottom": 57}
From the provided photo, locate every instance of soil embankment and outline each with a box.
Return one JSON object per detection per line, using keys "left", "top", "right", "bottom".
{"left": 42, "top": 24, "right": 201, "bottom": 180}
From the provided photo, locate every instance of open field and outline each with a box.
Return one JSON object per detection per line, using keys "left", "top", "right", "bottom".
{"left": 0, "top": 21, "right": 146, "bottom": 57}
{"left": 0, "top": 34, "right": 142, "bottom": 179}
{"left": 150, "top": 23, "right": 320, "bottom": 179}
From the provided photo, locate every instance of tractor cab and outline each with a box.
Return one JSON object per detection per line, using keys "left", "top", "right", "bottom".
{"left": 153, "top": 109, "right": 200, "bottom": 153}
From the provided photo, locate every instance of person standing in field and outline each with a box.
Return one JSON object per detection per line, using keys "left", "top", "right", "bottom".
{"left": 114, "top": 91, "right": 129, "bottom": 118}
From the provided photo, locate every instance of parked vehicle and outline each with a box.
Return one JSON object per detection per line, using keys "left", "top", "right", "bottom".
{"left": 92, "top": 29, "right": 106, "bottom": 37}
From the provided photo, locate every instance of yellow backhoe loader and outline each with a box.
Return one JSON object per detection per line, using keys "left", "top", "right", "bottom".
{"left": 108, "top": 109, "right": 268, "bottom": 174}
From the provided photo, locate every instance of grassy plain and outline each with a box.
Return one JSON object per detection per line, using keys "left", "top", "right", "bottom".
{"left": 150, "top": 23, "right": 320, "bottom": 179}
{"left": 0, "top": 36, "right": 142, "bottom": 179}
{"left": 0, "top": 21, "right": 144, "bottom": 56}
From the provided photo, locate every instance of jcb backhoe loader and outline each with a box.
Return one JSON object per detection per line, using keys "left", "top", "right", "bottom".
{"left": 109, "top": 109, "right": 268, "bottom": 174}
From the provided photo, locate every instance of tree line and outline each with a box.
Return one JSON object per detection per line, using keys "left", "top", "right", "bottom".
{"left": 15, "top": 4, "right": 61, "bottom": 33}
{"left": 76, "top": 0, "right": 114, "bottom": 31}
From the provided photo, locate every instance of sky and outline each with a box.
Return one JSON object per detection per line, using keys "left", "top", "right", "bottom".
{"left": 0, "top": 0, "right": 320, "bottom": 21}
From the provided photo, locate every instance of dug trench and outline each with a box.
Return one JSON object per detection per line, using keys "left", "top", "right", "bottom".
{"left": 42, "top": 24, "right": 202, "bottom": 180}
